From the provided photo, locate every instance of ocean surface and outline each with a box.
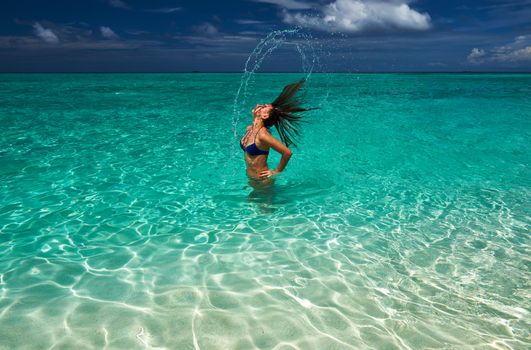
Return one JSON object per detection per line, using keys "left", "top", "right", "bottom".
{"left": 0, "top": 73, "right": 529, "bottom": 349}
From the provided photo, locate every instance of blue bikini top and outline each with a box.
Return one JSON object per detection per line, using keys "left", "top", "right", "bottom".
{"left": 240, "top": 126, "right": 269, "bottom": 156}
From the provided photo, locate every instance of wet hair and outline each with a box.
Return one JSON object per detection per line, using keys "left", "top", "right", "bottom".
{"left": 265, "top": 79, "right": 315, "bottom": 148}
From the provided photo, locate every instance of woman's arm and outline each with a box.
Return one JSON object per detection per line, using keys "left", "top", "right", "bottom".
{"left": 258, "top": 130, "right": 292, "bottom": 178}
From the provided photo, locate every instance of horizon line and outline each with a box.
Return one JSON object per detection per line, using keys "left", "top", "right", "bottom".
{"left": 1, "top": 71, "right": 531, "bottom": 74}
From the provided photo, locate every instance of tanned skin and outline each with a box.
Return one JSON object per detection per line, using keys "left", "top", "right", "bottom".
{"left": 240, "top": 104, "right": 292, "bottom": 181}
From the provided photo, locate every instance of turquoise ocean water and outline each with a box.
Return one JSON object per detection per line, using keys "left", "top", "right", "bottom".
{"left": 0, "top": 73, "right": 530, "bottom": 349}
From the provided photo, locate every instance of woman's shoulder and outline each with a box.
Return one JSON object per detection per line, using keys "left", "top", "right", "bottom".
{"left": 257, "top": 127, "right": 273, "bottom": 141}
{"left": 259, "top": 126, "right": 272, "bottom": 135}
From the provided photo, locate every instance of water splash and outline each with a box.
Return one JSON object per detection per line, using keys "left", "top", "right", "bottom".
{"left": 231, "top": 28, "right": 320, "bottom": 142}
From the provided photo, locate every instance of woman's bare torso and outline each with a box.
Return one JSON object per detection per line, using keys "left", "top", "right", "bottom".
{"left": 241, "top": 127, "right": 270, "bottom": 179}
{"left": 244, "top": 153, "right": 268, "bottom": 179}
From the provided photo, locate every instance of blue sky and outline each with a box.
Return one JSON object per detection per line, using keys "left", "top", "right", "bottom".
{"left": 1, "top": 0, "right": 530, "bottom": 72}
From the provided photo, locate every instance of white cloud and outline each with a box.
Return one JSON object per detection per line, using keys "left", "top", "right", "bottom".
{"left": 468, "top": 35, "right": 531, "bottom": 64}
{"left": 193, "top": 22, "right": 219, "bottom": 36}
{"left": 108, "top": 0, "right": 129, "bottom": 9}
{"left": 500, "top": 46, "right": 531, "bottom": 62}
{"left": 467, "top": 48, "right": 485, "bottom": 64}
{"left": 283, "top": 0, "right": 431, "bottom": 33}
{"left": 100, "top": 26, "right": 119, "bottom": 39}
{"left": 252, "top": 0, "right": 313, "bottom": 10}
{"left": 2, "top": 22, "right": 163, "bottom": 51}
{"left": 32, "top": 22, "right": 59, "bottom": 44}
{"left": 146, "top": 7, "right": 182, "bottom": 13}
{"left": 235, "top": 19, "right": 265, "bottom": 25}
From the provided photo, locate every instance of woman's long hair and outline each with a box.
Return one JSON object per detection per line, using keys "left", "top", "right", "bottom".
{"left": 265, "top": 79, "right": 314, "bottom": 147}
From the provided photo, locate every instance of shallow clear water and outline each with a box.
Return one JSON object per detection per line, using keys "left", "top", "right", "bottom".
{"left": 0, "top": 73, "right": 530, "bottom": 349}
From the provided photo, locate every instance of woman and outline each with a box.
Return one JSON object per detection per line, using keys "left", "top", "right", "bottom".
{"left": 239, "top": 79, "right": 314, "bottom": 183}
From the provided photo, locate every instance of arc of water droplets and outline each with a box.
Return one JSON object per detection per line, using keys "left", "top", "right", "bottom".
{"left": 231, "top": 28, "right": 319, "bottom": 143}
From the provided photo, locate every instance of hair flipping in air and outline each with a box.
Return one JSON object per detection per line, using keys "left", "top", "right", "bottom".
{"left": 264, "top": 79, "right": 315, "bottom": 148}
